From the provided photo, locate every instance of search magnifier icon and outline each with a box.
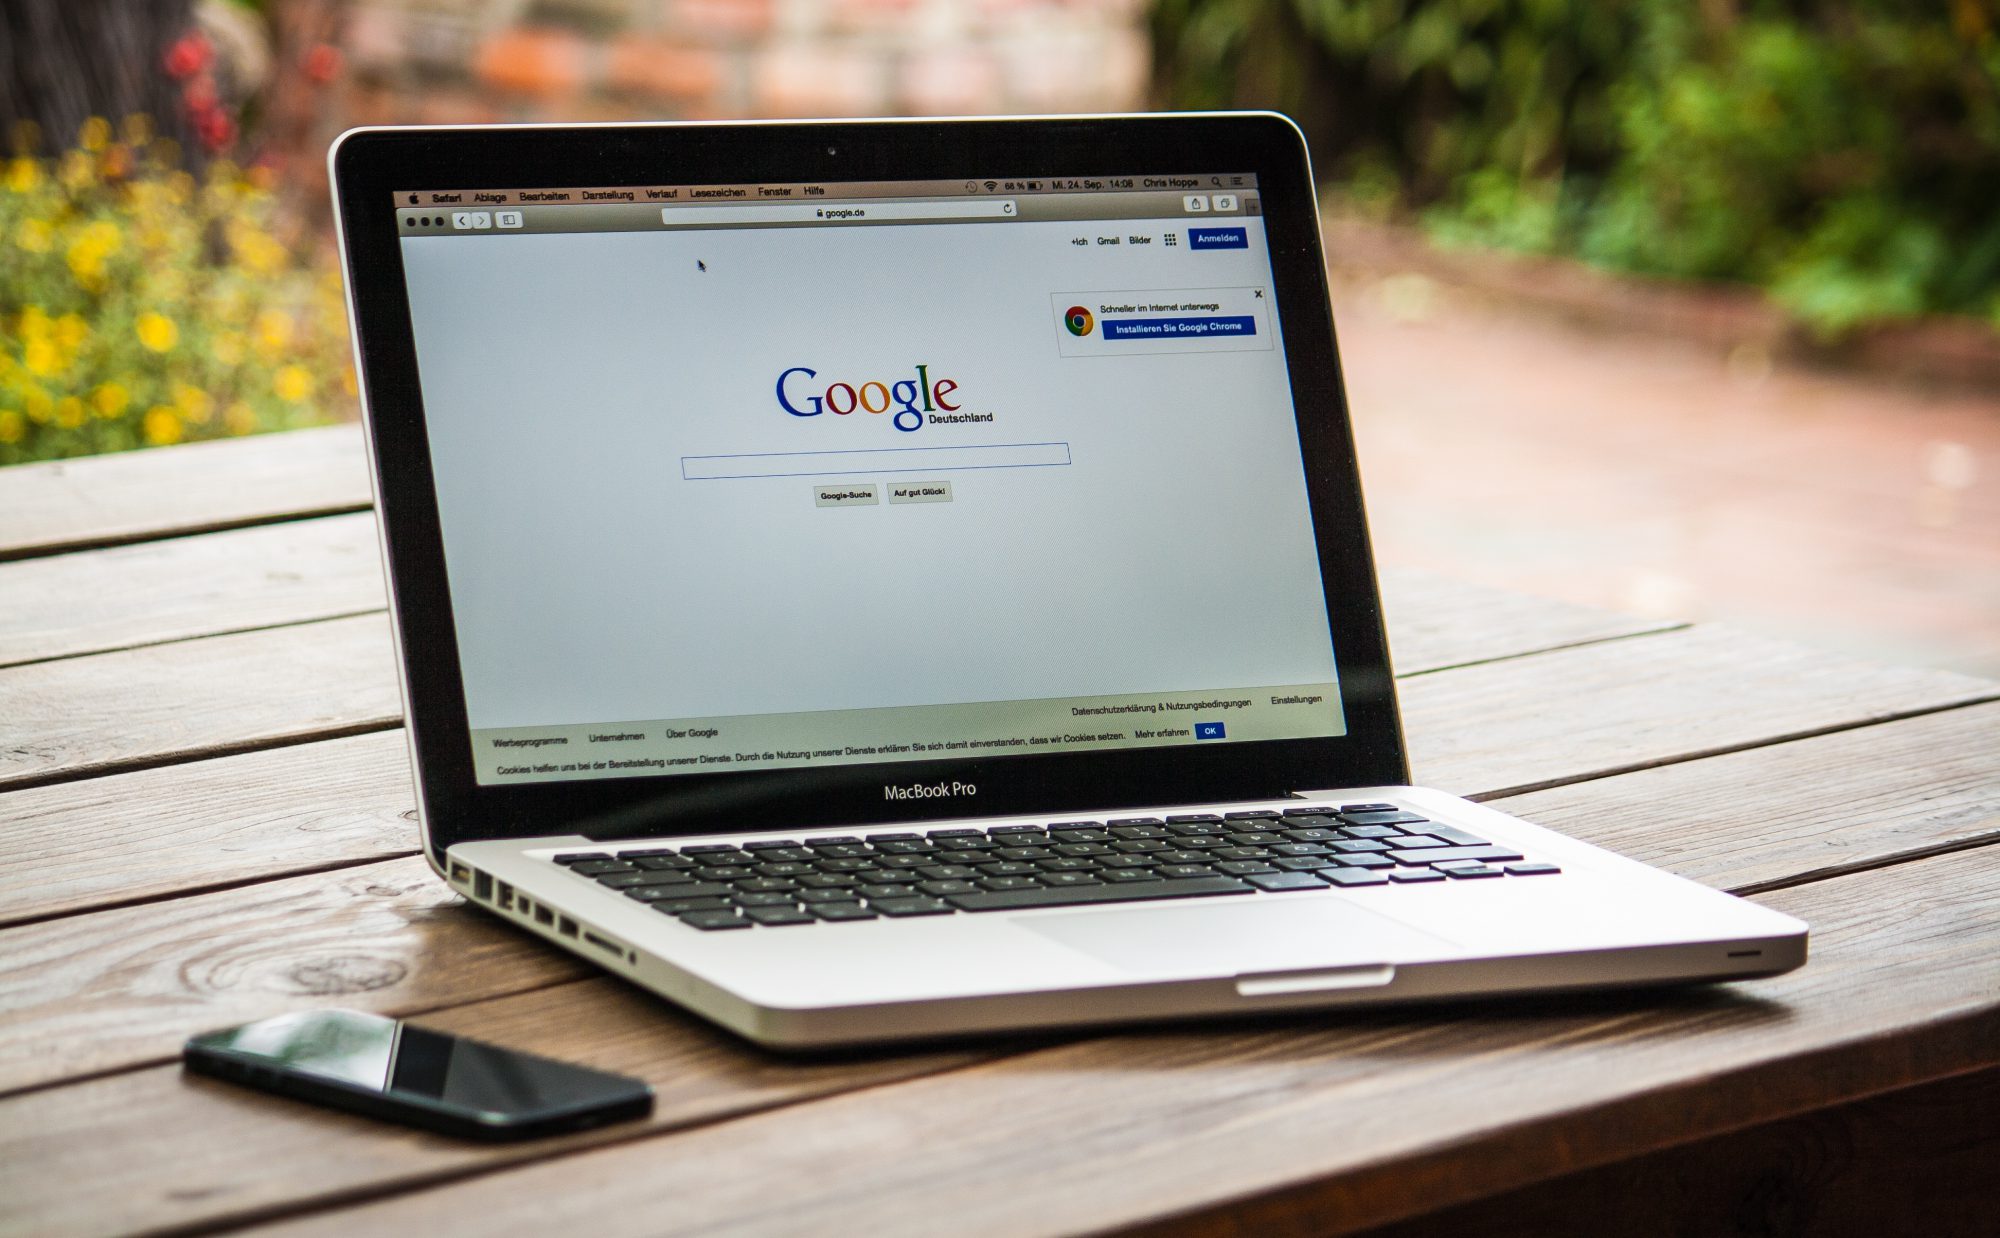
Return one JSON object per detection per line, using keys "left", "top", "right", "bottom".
{"left": 1210, "top": 176, "right": 1222, "bottom": 187}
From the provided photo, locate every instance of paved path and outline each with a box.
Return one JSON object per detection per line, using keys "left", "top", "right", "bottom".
{"left": 1333, "top": 277, "right": 2000, "bottom": 678}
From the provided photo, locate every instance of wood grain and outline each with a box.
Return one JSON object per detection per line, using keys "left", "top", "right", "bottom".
{"left": 0, "top": 729, "right": 416, "bottom": 928}
{"left": 248, "top": 845, "right": 2000, "bottom": 1238}
{"left": 0, "top": 855, "right": 588, "bottom": 1096}
{"left": 1348, "top": 1065, "right": 1996, "bottom": 1238}
{"left": 0, "top": 976, "right": 992, "bottom": 1238}
{"left": 1399, "top": 622, "right": 2000, "bottom": 798}
{"left": 0, "top": 612, "right": 400, "bottom": 791}
{"left": 1378, "top": 564, "right": 1678, "bottom": 676}
{"left": 0, "top": 424, "right": 370, "bottom": 561}
{"left": 1487, "top": 700, "right": 2000, "bottom": 896}
{"left": 0, "top": 511, "right": 385, "bottom": 667}
{"left": 2, "top": 699, "right": 1995, "bottom": 1233}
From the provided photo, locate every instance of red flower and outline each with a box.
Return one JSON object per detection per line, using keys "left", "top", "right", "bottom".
{"left": 164, "top": 32, "right": 212, "bottom": 79}
{"left": 304, "top": 43, "right": 343, "bottom": 84}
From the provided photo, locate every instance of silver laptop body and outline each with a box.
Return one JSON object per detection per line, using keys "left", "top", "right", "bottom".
{"left": 332, "top": 115, "right": 1806, "bottom": 1048}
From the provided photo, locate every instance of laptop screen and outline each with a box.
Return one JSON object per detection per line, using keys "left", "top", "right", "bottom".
{"left": 391, "top": 173, "right": 1344, "bottom": 787}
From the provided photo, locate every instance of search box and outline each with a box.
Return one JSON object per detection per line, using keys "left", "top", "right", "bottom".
{"left": 682, "top": 441, "right": 1070, "bottom": 480}
{"left": 659, "top": 200, "right": 1017, "bottom": 227}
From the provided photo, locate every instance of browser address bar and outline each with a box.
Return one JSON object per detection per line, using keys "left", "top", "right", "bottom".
{"left": 658, "top": 199, "right": 1018, "bottom": 227}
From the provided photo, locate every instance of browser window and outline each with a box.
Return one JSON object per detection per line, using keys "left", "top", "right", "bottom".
{"left": 392, "top": 174, "right": 1345, "bottom": 785}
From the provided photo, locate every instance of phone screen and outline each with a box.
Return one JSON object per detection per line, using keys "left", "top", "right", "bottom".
{"left": 185, "top": 1009, "right": 652, "bottom": 1137}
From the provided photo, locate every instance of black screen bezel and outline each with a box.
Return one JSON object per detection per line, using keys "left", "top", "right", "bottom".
{"left": 330, "top": 113, "right": 1406, "bottom": 857}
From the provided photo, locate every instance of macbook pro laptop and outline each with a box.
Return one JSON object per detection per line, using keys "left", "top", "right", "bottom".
{"left": 330, "top": 114, "right": 1806, "bottom": 1047}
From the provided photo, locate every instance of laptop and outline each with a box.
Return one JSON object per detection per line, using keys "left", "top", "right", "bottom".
{"left": 329, "top": 113, "right": 1806, "bottom": 1048}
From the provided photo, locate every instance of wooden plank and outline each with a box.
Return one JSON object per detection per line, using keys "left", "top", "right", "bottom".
{"left": 0, "top": 576, "right": 1656, "bottom": 925}
{"left": 1378, "top": 565, "right": 1678, "bottom": 675}
{"left": 1487, "top": 700, "right": 2000, "bottom": 896}
{"left": 0, "top": 855, "right": 588, "bottom": 1097}
{"left": 0, "top": 512, "right": 385, "bottom": 667}
{"left": 240, "top": 845, "right": 2000, "bottom": 1238}
{"left": 0, "top": 976, "right": 989, "bottom": 1238}
{"left": 0, "top": 425, "right": 370, "bottom": 561}
{"left": 0, "top": 613, "right": 401, "bottom": 792}
{"left": 2, "top": 700, "right": 1996, "bottom": 1230}
{"left": 0, "top": 730, "right": 416, "bottom": 928}
{"left": 1399, "top": 623, "right": 2000, "bottom": 798}
{"left": 1349, "top": 1066, "right": 1997, "bottom": 1238}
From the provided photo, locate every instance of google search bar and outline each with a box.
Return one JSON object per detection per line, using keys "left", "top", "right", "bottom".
{"left": 658, "top": 199, "right": 1017, "bottom": 227}
{"left": 682, "top": 442, "right": 1070, "bottom": 480}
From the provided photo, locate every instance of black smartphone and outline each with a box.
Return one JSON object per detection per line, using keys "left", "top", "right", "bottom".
{"left": 183, "top": 1008, "right": 653, "bottom": 1140}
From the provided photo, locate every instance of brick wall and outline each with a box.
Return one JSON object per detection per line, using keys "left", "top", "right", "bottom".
{"left": 341, "top": 0, "right": 1152, "bottom": 125}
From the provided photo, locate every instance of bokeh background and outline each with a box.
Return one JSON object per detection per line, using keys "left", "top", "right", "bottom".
{"left": 3, "top": 0, "right": 1996, "bottom": 675}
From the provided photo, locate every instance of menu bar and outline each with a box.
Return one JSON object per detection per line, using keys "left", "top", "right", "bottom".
{"left": 391, "top": 173, "right": 1258, "bottom": 209}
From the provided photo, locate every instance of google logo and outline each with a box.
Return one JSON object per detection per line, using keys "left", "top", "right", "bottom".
{"left": 775, "top": 364, "right": 959, "bottom": 433}
{"left": 1063, "top": 305, "right": 1094, "bottom": 336}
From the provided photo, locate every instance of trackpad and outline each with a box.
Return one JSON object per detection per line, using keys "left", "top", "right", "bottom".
{"left": 1021, "top": 895, "right": 1463, "bottom": 977}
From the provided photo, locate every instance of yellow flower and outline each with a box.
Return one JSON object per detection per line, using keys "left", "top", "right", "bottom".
{"left": 79, "top": 116, "right": 111, "bottom": 152}
{"left": 65, "top": 221, "right": 122, "bottom": 288}
{"left": 211, "top": 331, "right": 246, "bottom": 365}
{"left": 274, "top": 364, "right": 314, "bottom": 402}
{"left": 142, "top": 405, "right": 183, "bottom": 445}
{"left": 136, "top": 311, "right": 179, "bottom": 352}
{"left": 0, "top": 409, "right": 23, "bottom": 444}
{"left": 4, "top": 157, "right": 39, "bottom": 194}
{"left": 15, "top": 218, "right": 53, "bottom": 253}
{"left": 22, "top": 336, "right": 60, "bottom": 377}
{"left": 24, "top": 389, "right": 53, "bottom": 423}
{"left": 56, "top": 396, "right": 86, "bottom": 428}
{"left": 254, "top": 309, "right": 293, "bottom": 357}
{"left": 174, "top": 383, "right": 213, "bottom": 422}
{"left": 121, "top": 114, "right": 153, "bottom": 146}
{"left": 58, "top": 150, "right": 94, "bottom": 191}
{"left": 225, "top": 401, "right": 256, "bottom": 434}
{"left": 92, "top": 382, "right": 130, "bottom": 418}
{"left": 54, "top": 313, "right": 89, "bottom": 351}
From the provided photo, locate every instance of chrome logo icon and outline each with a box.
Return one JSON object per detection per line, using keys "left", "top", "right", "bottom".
{"left": 1063, "top": 305, "right": 1094, "bottom": 337}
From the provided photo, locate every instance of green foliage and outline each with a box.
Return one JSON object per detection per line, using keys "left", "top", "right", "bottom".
{"left": 0, "top": 117, "right": 352, "bottom": 465}
{"left": 1152, "top": 0, "right": 2000, "bottom": 335}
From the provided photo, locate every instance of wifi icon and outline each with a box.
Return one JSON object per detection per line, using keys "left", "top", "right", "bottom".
{"left": 983, "top": 180, "right": 998, "bottom": 192}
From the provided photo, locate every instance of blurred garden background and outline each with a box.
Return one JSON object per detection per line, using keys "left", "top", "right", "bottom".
{"left": 3, "top": 0, "right": 1996, "bottom": 674}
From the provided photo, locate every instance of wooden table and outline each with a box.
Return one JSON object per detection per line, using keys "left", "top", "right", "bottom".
{"left": 2, "top": 424, "right": 1995, "bottom": 1237}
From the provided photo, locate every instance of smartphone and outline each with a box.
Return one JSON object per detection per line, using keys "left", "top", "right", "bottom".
{"left": 183, "top": 1008, "right": 653, "bottom": 1140}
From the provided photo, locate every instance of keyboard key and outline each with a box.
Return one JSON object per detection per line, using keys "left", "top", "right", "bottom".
{"left": 1281, "top": 827, "right": 1340, "bottom": 842}
{"left": 1048, "top": 820, "right": 1105, "bottom": 830}
{"left": 1166, "top": 822, "right": 1225, "bottom": 836}
{"left": 1109, "top": 825, "right": 1168, "bottom": 839}
{"left": 1098, "top": 854, "right": 1155, "bottom": 869}
{"left": 624, "top": 885, "right": 707, "bottom": 903}
{"left": 734, "top": 878, "right": 797, "bottom": 894}
{"left": 735, "top": 891, "right": 799, "bottom": 906}
{"left": 1214, "top": 860, "right": 1278, "bottom": 876}
{"left": 1323, "top": 868, "right": 1390, "bottom": 887}
{"left": 995, "top": 846, "right": 1054, "bottom": 860}
{"left": 681, "top": 844, "right": 741, "bottom": 855}
{"left": 798, "top": 887, "right": 860, "bottom": 904}
{"left": 1274, "top": 857, "right": 1337, "bottom": 872}
{"left": 811, "top": 902, "right": 877, "bottom": 922}
{"left": 633, "top": 854, "right": 698, "bottom": 870}
{"left": 1213, "top": 846, "right": 1273, "bottom": 861}
{"left": 1444, "top": 865, "right": 1505, "bottom": 879}
{"left": 877, "top": 855, "right": 932, "bottom": 869}
{"left": 1166, "top": 813, "right": 1222, "bottom": 823}
{"left": 990, "top": 824, "right": 1045, "bottom": 835}
{"left": 1343, "top": 854, "right": 1397, "bottom": 869}
{"left": 1332, "top": 839, "right": 1392, "bottom": 853}
{"left": 648, "top": 894, "right": 735, "bottom": 914}
{"left": 1225, "top": 831, "right": 1283, "bottom": 845}
{"left": 864, "top": 833, "right": 922, "bottom": 844}
{"left": 569, "top": 860, "right": 636, "bottom": 876}
{"left": 978, "top": 861, "right": 1038, "bottom": 877}
{"left": 1049, "top": 829, "right": 1111, "bottom": 843}
{"left": 1424, "top": 826, "right": 1492, "bottom": 847}
{"left": 1100, "top": 869, "right": 1162, "bottom": 883}
{"left": 1106, "top": 817, "right": 1163, "bottom": 828}
{"left": 1040, "top": 871, "right": 1104, "bottom": 887}
{"left": 1054, "top": 843, "right": 1112, "bottom": 857}
{"left": 1383, "top": 835, "right": 1444, "bottom": 849}
{"left": 1386, "top": 867, "right": 1447, "bottom": 883}
{"left": 977, "top": 876, "right": 1043, "bottom": 891}
{"left": 596, "top": 870, "right": 685, "bottom": 888}
{"left": 918, "top": 880, "right": 980, "bottom": 896}
{"left": 1224, "top": 810, "right": 1282, "bottom": 820}
{"left": 1339, "top": 803, "right": 1398, "bottom": 814}
{"left": 947, "top": 876, "right": 1253, "bottom": 913}
{"left": 1282, "top": 805, "right": 1337, "bottom": 817}
{"left": 1390, "top": 845, "right": 1524, "bottom": 866}
{"left": 927, "top": 828, "right": 984, "bottom": 840}
{"left": 552, "top": 852, "right": 611, "bottom": 865}
{"left": 912, "top": 864, "right": 976, "bottom": 880}
{"left": 1246, "top": 871, "right": 1328, "bottom": 892}
{"left": 806, "top": 836, "right": 862, "bottom": 847}
{"left": 743, "top": 839, "right": 803, "bottom": 851}
{"left": 678, "top": 909, "right": 749, "bottom": 930}
{"left": 1505, "top": 862, "right": 1561, "bottom": 876}
{"left": 797, "top": 873, "right": 857, "bottom": 889}
{"left": 858, "top": 883, "right": 916, "bottom": 899}
{"left": 697, "top": 865, "right": 754, "bottom": 880}
{"left": 812, "top": 844, "right": 872, "bottom": 859}
{"left": 1154, "top": 864, "right": 1216, "bottom": 879}
{"left": 1153, "top": 850, "right": 1210, "bottom": 865}
{"left": 1273, "top": 842, "right": 1334, "bottom": 857}
{"left": 870, "top": 896, "right": 954, "bottom": 917}
{"left": 755, "top": 862, "right": 812, "bottom": 877}
{"left": 745, "top": 905, "right": 816, "bottom": 926}
{"left": 1037, "top": 857, "right": 1100, "bottom": 872}
{"left": 1341, "top": 825, "right": 1403, "bottom": 839}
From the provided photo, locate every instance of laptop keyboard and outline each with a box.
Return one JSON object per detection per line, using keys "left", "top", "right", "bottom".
{"left": 541, "top": 804, "right": 1560, "bottom": 931}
